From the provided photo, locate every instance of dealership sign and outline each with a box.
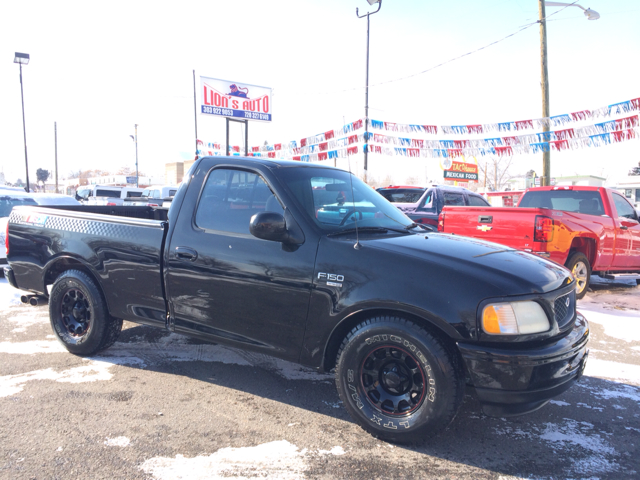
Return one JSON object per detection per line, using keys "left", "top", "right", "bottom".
{"left": 443, "top": 161, "right": 479, "bottom": 181}
{"left": 200, "top": 76, "right": 272, "bottom": 122}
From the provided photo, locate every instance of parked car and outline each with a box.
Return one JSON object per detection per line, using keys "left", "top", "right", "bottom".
{"left": 438, "top": 186, "right": 640, "bottom": 298}
{"left": 6, "top": 157, "right": 588, "bottom": 443}
{"left": 75, "top": 186, "right": 144, "bottom": 206}
{"left": 124, "top": 185, "right": 178, "bottom": 207}
{"left": 0, "top": 192, "right": 80, "bottom": 267}
{"left": 393, "top": 185, "right": 490, "bottom": 227}
{"left": 376, "top": 185, "right": 426, "bottom": 204}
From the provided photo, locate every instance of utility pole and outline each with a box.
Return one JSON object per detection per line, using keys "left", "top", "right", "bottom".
{"left": 54, "top": 122, "right": 59, "bottom": 194}
{"left": 357, "top": 0, "right": 382, "bottom": 184}
{"left": 539, "top": 0, "right": 551, "bottom": 187}
{"left": 134, "top": 124, "right": 139, "bottom": 187}
{"left": 494, "top": 161, "right": 498, "bottom": 190}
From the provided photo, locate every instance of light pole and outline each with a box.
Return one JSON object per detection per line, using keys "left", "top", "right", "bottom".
{"left": 356, "top": 0, "right": 382, "bottom": 183}
{"left": 539, "top": 1, "right": 599, "bottom": 187}
{"left": 14, "top": 52, "right": 30, "bottom": 192}
{"left": 129, "top": 125, "right": 139, "bottom": 187}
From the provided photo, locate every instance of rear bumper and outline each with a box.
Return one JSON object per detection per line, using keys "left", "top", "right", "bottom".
{"left": 458, "top": 313, "right": 589, "bottom": 417}
{"left": 3, "top": 267, "right": 18, "bottom": 289}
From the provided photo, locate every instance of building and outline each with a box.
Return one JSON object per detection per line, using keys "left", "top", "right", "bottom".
{"left": 615, "top": 176, "right": 640, "bottom": 207}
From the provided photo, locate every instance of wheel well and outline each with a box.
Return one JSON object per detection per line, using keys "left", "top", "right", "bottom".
{"left": 322, "top": 308, "right": 462, "bottom": 374}
{"left": 43, "top": 258, "right": 99, "bottom": 295}
{"left": 567, "top": 237, "right": 596, "bottom": 267}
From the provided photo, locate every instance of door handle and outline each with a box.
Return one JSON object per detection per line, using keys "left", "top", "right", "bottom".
{"left": 620, "top": 225, "right": 628, "bottom": 230}
{"left": 175, "top": 246, "right": 198, "bottom": 261}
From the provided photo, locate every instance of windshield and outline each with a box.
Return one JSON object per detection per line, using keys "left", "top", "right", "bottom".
{"left": 278, "top": 166, "right": 414, "bottom": 232}
{"left": 377, "top": 188, "right": 425, "bottom": 203}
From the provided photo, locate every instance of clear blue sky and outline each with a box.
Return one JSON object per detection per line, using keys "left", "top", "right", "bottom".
{"left": 1, "top": 0, "right": 638, "bottom": 184}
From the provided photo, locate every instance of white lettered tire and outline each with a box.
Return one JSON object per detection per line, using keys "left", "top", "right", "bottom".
{"left": 335, "top": 316, "right": 464, "bottom": 443}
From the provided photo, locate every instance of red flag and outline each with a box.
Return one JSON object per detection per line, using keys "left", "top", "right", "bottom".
{"left": 324, "top": 130, "right": 334, "bottom": 140}
{"left": 319, "top": 142, "right": 328, "bottom": 152}
{"left": 318, "top": 152, "right": 328, "bottom": 161}
{"left": 453, "top": 140, "right": 469, "bottom": 148}
{"left": 570, "top": 110, "right": 590, "bottom": 121}
{"left": 515, "top": 120, "right": 533, "bottom": 131}
{"left": 423, "top": 125, "right": 437, "bottom": 134}
{"left": 467, "top": 125, "right": 483, "bottom": 134}
{"left": 494, "top": 146, "right": 514, "bottom": 156}
{"left": 554, "top": 129, "right": 575, "bottom": 140}
{"left": 347, "top": 146, "right": 358, "bottom": 155}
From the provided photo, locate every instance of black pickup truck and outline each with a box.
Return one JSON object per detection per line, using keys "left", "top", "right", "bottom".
{"left": 5, "top": 157, "right": 588, "bottom": 443}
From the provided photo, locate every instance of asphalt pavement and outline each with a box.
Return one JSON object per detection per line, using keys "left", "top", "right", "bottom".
{"left": 0, "top": 277, "right": 638, "bottom": 479}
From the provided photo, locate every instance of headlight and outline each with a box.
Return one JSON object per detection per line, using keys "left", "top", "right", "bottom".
{"left": 482, "top": 301, "right": 550, "bottom": 335}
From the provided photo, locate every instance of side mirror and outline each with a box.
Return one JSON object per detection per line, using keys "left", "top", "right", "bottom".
{"left": 250, "top": 211, "right": 304, "bottom": 245}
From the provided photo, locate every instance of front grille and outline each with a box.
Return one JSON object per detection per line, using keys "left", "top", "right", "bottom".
{"left": 553, "top": 292, "right": 573, "bottom": 329}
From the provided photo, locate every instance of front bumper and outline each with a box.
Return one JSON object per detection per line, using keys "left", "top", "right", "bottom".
{"left": 458, "top": 313, "right": 589, "bottom": 417}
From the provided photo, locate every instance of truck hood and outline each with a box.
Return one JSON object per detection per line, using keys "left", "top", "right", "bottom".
{"left": 366, "top": 231, "right": 572, "bottom": 295}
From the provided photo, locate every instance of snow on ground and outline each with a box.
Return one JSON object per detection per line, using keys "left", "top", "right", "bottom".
{"left": 104, "top": 436, "right": 131, "bottom": 447}
{"left": 578, "top": 304, "right": 640, "bottom": 343}
{"left": 140, "top": 441, "right": 308, "bottom": 480}
{"left": 140, "top": 440, "right": 347, "bottom": 480}
{"left": 493, "top": 418, "right": 622, "bottom": 475}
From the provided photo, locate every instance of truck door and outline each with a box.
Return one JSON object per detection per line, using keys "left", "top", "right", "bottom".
{"left": 611, "top": 192, "right": 640, "bottom": 268}
{"left": 165, "top": 165, "right": 317, "bottom": 361}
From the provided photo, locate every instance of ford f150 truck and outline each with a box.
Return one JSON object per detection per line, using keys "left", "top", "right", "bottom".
{"left": 438, "top": 186, "right": 640, "bottom": 299}
{"left": 5, "top": 157, "right": 588, "bottom": 443}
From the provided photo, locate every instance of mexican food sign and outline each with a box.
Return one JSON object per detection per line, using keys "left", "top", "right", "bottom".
{"left": 443, "top": 160, "right": 479, "bottom": 181}
{"left": 200, "top": 76, "right": 272, "bottom": 122}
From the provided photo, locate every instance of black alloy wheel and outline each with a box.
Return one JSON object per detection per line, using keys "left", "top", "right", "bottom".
{"left": 361, "top": 346, "right": 426, "bottom": 415}
{"left": 60, "top": 288, "right": 91, "bottom": 338}
{"left": 49, "top": 269, "right": 123, "bottom": 355}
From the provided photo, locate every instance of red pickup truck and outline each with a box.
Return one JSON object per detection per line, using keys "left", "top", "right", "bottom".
{"left": 438, "top": 186, "right": 640, "bottom": 298}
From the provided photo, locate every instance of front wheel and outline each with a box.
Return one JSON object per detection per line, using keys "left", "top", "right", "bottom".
{"left": 49, "top": 269, "right": 123, "bottom": 355}
{"left": 565, "top": 252, "right": 590, "bottom": 300}
{"left": 335, "top": 316, "right": 464, "bottom": 443}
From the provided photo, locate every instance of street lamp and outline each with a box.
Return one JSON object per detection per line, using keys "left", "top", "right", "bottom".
{"left": 356, "top": 0, "right": 382, "bottom": 183}
{"left": 14, "top": 52, "right": 30, "bottom": 192}
{"left": 129, "top": 124, "right": 139, "bottom": 187}
{"left": 539, "top": 2, "right": 600, "bottom": 187}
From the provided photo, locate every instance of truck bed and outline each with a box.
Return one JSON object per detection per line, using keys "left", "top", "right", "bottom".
{"left": 8, "top": 205, "right": 168, "bottom": 326}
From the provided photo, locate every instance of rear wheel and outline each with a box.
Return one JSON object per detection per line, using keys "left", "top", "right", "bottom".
{"left": 565, "top": 252, "right": 590, "bottom": 300}
{"left": 49, "top": 269, "right": 122, "bottom": 355}
{"left": 335, "top": 316, "right": 464, "bottom": 443}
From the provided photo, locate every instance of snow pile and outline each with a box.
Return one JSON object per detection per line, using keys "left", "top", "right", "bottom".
{"left": 140, "top": 440, "right": 308, "bottom": 480}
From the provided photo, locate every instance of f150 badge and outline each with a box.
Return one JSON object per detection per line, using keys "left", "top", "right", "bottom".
{"left": 477, "top": 225, "right": 493, "bottom": 232}
{"left": 318, "top": 272, "right": 344, "bottom": 287}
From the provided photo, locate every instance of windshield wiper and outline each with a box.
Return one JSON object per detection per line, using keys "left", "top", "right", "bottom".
{"left": 405, "top": 222, "right": 435, "bottom": 232}
{"left": 328, "top": 226, "right": 406, "bottom": 237}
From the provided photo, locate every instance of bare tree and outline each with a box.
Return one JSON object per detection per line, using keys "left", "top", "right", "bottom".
{"left": 479, "top": 155, "right": 515, "bottom": 191}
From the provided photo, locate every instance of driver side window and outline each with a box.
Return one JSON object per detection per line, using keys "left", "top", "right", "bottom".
{"left": 612, "top": 193, "right": 638, "bottom": 221}
{"left": 195, "top": 168, "right": 277, "bottom": 234}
